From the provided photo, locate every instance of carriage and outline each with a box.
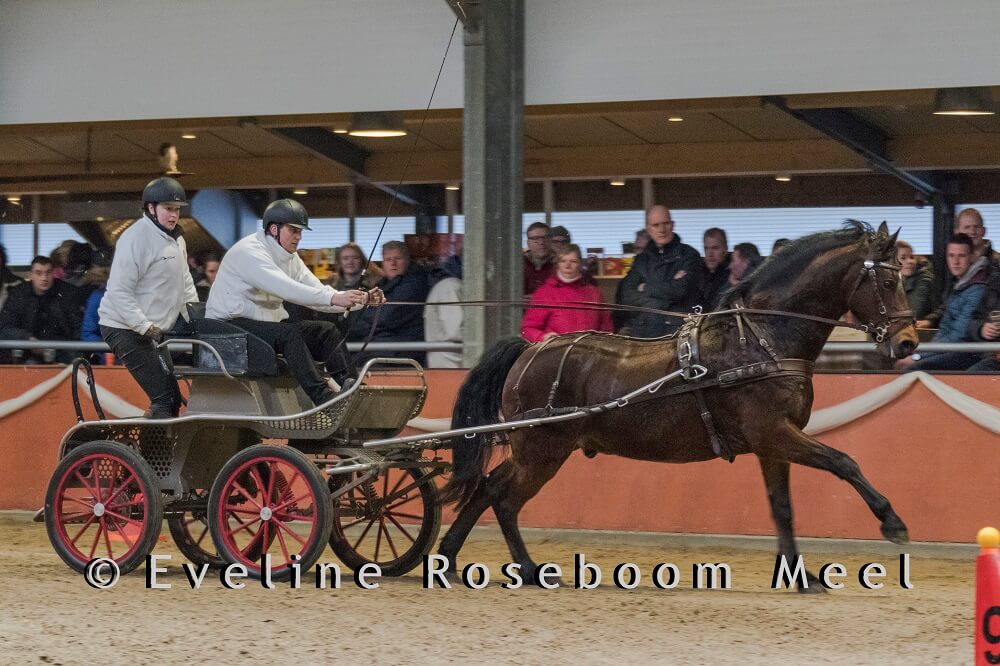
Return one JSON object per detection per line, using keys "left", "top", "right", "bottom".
{"left": 42, "top": 316, "right": 448, "bottom": 581}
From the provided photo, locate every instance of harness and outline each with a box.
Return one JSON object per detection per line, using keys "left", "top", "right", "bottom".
{"left": 512, "top": 258, "right": 910, "bottom": 463}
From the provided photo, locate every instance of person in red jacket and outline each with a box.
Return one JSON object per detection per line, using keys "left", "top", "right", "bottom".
{"left": 522, "top": 244, "right": 613, "bottom": 342}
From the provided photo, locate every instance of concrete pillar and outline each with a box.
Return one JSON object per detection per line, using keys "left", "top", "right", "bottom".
{"left": 461, "top": 0, "right": 524, "bottom": 366}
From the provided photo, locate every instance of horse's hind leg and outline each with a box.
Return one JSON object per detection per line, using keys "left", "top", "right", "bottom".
{"left": 437, "top": 463, "right": 505, "bottom": 572}
{"left": 490, "top": 444, "right": 572, "bottom": 584}
{"left": 776, "top": 425, "right": 908, "bottom": 544}
{"left": 758, "top": 456, "right": 825, "bottom": 594}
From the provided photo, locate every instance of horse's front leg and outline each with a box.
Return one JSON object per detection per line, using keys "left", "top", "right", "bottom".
{"left": 774, "top": 423, "right": 909, "bottom": 545}
{"left": 758, "top": 455, "right": 825, "bottom": 594}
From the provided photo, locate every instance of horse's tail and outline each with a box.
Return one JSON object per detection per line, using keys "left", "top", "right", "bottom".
{"left": 439, "top": 336, "right": 530, "bottom": 509}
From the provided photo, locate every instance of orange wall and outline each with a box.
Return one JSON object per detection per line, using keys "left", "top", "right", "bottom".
{"left": 2, "top": 367, "right": 998, "bottom": 543}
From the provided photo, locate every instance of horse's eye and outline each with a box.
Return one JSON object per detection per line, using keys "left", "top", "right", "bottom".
{"left": 883, "top": 279, "right": 895, "bottom": 289}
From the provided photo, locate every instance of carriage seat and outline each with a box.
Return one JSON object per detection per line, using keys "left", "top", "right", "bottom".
{"left": 180, "top": 303, "right": 286, "bottom": 377}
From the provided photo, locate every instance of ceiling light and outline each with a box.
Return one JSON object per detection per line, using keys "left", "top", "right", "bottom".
{"left": 94, "top": 216, "right": 105, "bottom": 222}
{"left": 932, "top": 87, "right": 995, "bottom": 116}
{"left": 775, "top": 175, "right": 791, "bottom": 182}
{"left": 667, "top": 116, "right": 684, "bottom": 122}
{"left": 348, "top": 111, "right": 408, "bottom": 138}
{"left": 181, "top": 133, "right": 197, "bottom": 139}
{"left": 333, "top": 128, "right": 349, "bottom": 134}
{"left": 6, "top": 195, "right": 21, "bottom": 204}
{"left": 445, "top": 183, "right": 460, "bottom": 191}
{"left": 293, "top": 188, "right": 308, "bottom": 195}
{"left": 609, "top": 179, "right": 626, "bottom": 186}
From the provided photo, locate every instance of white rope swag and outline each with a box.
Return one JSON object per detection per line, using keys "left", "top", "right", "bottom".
{"left": 0, "top": 368, "right": 996, "bottom": 435}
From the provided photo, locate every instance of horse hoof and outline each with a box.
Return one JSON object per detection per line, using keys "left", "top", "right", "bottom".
{"left": 881, "top": 524, "right": 910, "bottom": 545}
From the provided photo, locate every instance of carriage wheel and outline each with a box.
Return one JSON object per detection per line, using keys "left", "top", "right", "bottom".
{"left": 45, "top": 441, "right": 162, "bottom": 575}
{"left": 208, "top": 445, "right": 331, "bottom": 581}
{"left": 329, "top": 466, "right": 441, "bottom": 577}
{"left": 167, "top": 492, "right": 225, "bottom": 569}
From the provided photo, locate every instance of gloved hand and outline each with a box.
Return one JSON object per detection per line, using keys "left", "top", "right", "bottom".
{"left": 366, "top": 288, "right": 386, "bottom": 306}
{"left": 144, "top": 325, "right": 164, "bottom": 342}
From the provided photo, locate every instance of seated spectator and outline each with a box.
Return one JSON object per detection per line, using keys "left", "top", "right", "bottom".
{"left": 332, "top": 242, "right": 382, "bottom": 291}
{"left": 895, "top": 240, "right": 937, "bottom": 324}
{"left": 617, "top": 205, "right": 702, "bottom": 337}
{"left": 634, "top": 229, "right": 651, "bottom": 255}
{"left": 549, "top": 225, "right": 571, "bottom": 254}
{"left": 0, "top": 255, "right": 80, "bottom": 363}
{"left": 964, "top": 245, "right": 1000, "bottom": 372}
{"left": 195, "top": 252, "right": 221, "bottom": 301}
{"left": 523, "top": 222, "right": 554, "bottom": 295}
{"left": 81, "top": 249, "right": 113, "bottom": 364}
{"left": 771, "top": 238, "right": 792, "bottom": 254}
{"left": 0, "top": 243, "right": 22, "bottom": 310}
{"left": 424, "top": 255, "right": 463, "bottom": 368}
{"left": 728, "top": 243, "right": 763, "bottom": 286}
{"left": 896, "top": 233, "right": 989, "bottom": 371}
{"left": 700, "top": 227, "right": 730, "bottom": 310}
{"left": 522, "top": 244, "right": 612, "bottom": 342}
{"left": 49, "top": 240, "right": 75, "bottom": 280}
{"left": 349, "top": 240, "right": 430, "bottom": 366}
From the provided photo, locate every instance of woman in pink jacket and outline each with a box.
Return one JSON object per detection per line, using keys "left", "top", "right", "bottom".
{"left": 522, "top": 244, "right": 613, "bottom": 342}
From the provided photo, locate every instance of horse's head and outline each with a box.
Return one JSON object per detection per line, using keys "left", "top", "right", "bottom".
{"left": 846, "top": 221, "right": 919, "bottom": 358}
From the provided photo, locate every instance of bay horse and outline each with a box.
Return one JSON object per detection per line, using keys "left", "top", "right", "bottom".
{"left": 438, "top": 221, "right": 919, "bottom": 591}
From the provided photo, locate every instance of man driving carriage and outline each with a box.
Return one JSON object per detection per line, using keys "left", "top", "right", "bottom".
{"left": 205, "top": 199, "right": 385, "bottom": 406}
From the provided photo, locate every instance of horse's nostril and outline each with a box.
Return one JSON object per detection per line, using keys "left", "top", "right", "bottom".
{"left": 898, "top": 340, "right": 916, "bottom": 357}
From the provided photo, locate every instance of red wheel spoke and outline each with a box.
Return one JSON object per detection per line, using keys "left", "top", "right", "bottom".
{"left": 271, "top": 490, "right": 310, "bottom": 514}
{"left": 228, "top": 516, "right": 262, "bottom": 538}
{"left": 231, "top": 480, "right": 263, "bottom": 509}
{"left": 74, "top": 470, "right": 100, "bottom": 502}
{"left": 194, "top": 522, "right": 209, "bottom": 547}
{"left": 102, "top": 508, "right": 143, "bottom": 529}
{"left": 272, "top": 509, "right": 314, "bottom": 524}
{"left": 384, "top": 510, "right": 423, "bottom": 521}
{"left": 65, "top": 495, "right": 96, "bottom": 511}
{"left": 385, "top": 513, "right": 418, "bottom": 544}
{"left": 222, "top": 506, "right": 262, "bottom": 516}
{"left": 274, "top": 519, "right": 307, "bottom": 547}
{"left": 351, "top": 517, "right": 377, "bottom": 551}
{"left": 239, "top": 526, "right": 266, "bottom": 559}
{"left": 337, "top": 515, "right": 369, "bottom": 531}
{"left": 261, "top": 521, "right": 271, "bottom": 559}
{"left": 374, "top": 519, "right": 384, "bottom": 560}
{"left": 384, "top": 495, "right": 421, "bottom": 512}
{"left": 382, "top": 472, "right": 389, "bottom": 499}
{"left": 274, "top": 519, "right": 291, "bottom": 562}
{"left": 70, "top": 513, "right": 98, "bottom": 545}
{"left": 388, "top": 472, "right": 407, "bottom": 497}
{"left": 100, "top": 517, "right": 115, "bottom": 559}
{"left": 104, "top": 470, "right": 136, "bottom": 506}
{"left": 88, "top": 520, "right": 103, "bottom": 560}
{"left": 249, "top": 466, "right": 270, "bottom": 507}
{"left": 106, "top": 495, "right": 145, "bottom": 510}
{"left": 58, "top": 510, "right": 93, "bottom": 523}
{"left": 381, "top": 520, "right": 400, "bottom": 559}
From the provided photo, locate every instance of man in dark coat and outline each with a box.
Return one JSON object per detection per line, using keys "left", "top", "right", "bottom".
{"left": 700, "top": 227, "right": 730, "bottom": 311}
{"left": 0, "top": 255, "right": 80, "bottom": 363}
{"left": 617, "top": 205, "right": 703, "bottom": 337}
{"left": 349, "top": 240, "right": 430, "bottom": 366}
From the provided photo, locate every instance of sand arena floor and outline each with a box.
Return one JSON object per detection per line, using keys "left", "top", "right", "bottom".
{"left": 0, "top": 514, "right": 975, "bottom": 665}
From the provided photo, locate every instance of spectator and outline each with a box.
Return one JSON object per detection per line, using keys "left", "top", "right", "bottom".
{"left": 634, "top": 229, "right": 651, "bottom": 255}
{"left": 522, "top": 244, "right": 612, "bottom": 342}
{"left": 728, "top": 243, "right": 763, "bottom": 286}
{"left": 771, "top": 238, "right": 792, "bottom": 254}
{"left": 955, "top": 208, "right": 999, "bottom": 266}
{"left": 424, "top": 255, "right": 463, "bottom": 368}
{"left": 0, "top": 255, "right": 80, "bottom": 363}
{"left": 81, "top": 249, "right": 113, "bottom": 364}
{"left": 0, "top": 243, "right": 22, "bottom": 310}
{"left": 195, "top": 252, "right": 221, "bottom": 301}
{"left": 49, "top": 240, "right": 75, "bottom": 280}
{"left": 895, "top": 240, "right": 937, "bottom": 323}
{"left": 349, "top": 240, "right": 430, "bottom": 366}
{"left": 701, "top": 227, "right": 730, "bottom": 310}
{"left": 616, "top": 205, "right": 703, "bottom": 336}
{"left": 549, "top": 225, "right": 571, "bottom": 254}
{"left": 896, "top": 233, "right": 989, "bottom": 371}
{"left": 965, "top": 232, "right": 1000, "bottom": 372}
{"left": 523, "top": 221, "right": 554, "bottom": 295}
{"left": 332, "top": 242, "right": 382, "bottom": 291}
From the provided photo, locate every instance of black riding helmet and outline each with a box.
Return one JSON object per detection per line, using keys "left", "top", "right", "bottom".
{"left": 263, "top": 199, "right": 311, "bottom": 232}
{"left": 142, "top": 176, "right": 189, "bottom": 207}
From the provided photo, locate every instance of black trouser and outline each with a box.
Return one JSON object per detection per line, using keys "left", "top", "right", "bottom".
{"left": 230, "top": 318, "right": 354, "bottom": 405}
{"left": 101, "top": 325, "right": 182, "bottom": 417}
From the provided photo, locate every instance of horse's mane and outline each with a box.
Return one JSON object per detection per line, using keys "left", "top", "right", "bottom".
{"left": 720, "top": 220, "right": 874, "bottom": 307}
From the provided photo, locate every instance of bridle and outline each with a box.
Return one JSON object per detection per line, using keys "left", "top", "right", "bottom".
{"left": 844, "top": 259, "right": 913, "bottom": 343}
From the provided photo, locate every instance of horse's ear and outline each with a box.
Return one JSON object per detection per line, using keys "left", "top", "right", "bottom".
{"left": 877, "top": 220, "right": 890, "bottom": 237}
{"left": 887, "top": 227, "right": 900, "bottom": 248}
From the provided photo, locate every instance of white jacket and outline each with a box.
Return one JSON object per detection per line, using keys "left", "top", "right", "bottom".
{"left": 99, "top": 216, "right": 198, "bottom": 334}
{"left": 207, "top": 229, "right": 350, "bottom": 321}
{"left": 424, "top": 276, "right": 463, "bottom": 368}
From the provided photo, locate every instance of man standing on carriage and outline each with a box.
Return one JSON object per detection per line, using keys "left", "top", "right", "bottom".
{"left": 206, "top": 199, "right": 385, "bottom": 406}
{"left": 98, "top": 177, "right": 199, "bottom": 418}
{"left": 617, "top": 205, "right": 703, "bottom": 336}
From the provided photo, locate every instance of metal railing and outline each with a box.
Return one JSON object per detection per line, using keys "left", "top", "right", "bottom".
{"left": 0, "top": 340, "right": 465, "bottom": 353}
